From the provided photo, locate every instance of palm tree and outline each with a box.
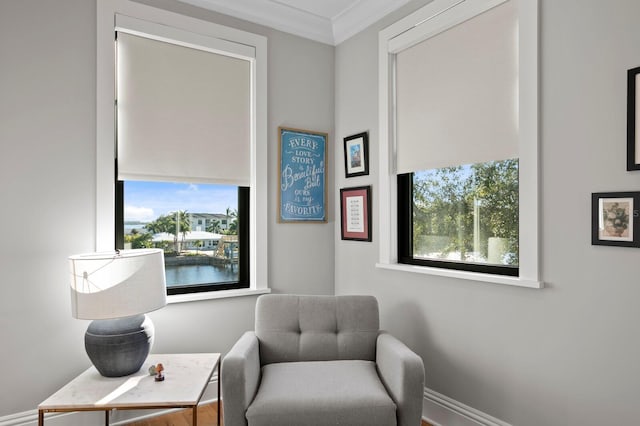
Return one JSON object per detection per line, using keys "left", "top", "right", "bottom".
{"left": 145, "top": 211, "right": 191, "bottom": 253}
{"left": 206, "top": 219, "right": 222, "bottom": 234}
{"left": 174, "top": 210, "right": 191, "bottom": 252}
{"left": 144, "top": 214, "right": 174, "bottom": 235}
{"left": 224, "top": 207, "right": 237, "bottom": 235}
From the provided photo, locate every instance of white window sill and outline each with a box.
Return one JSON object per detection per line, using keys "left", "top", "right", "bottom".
{"left": 375, "top": 262, "right": 543, "bottom": 289}
{"left": 167, "top": 287, "right": 271, "bottom": 304}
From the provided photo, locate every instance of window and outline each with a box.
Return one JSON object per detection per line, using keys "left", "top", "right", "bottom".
{"left": 97, "top": 1, "right": 269, "bottom": 299}
{"left": 116, "top": 181, "right": 249, "bottom": 294}
{"left": 378, "top": 0, "right": 541, "bottom": 287}
{"left": 398, "top": 159, "right": 519, "bottom": 276}
{"left": 113, "top": 20, "right": 252, "bottom": 296}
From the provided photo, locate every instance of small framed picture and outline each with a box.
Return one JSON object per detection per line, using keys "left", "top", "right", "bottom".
{"left": 340, "top": 186, "right": 372, "bottom": 241}
{"left": 592, "top": 191, "right": 640, "bottom": 247}
{"left": 627, "top": 67, "right": 640, "bottom": 170}
{"left": 343, "top": 132, "right": 369, "bottom": 178}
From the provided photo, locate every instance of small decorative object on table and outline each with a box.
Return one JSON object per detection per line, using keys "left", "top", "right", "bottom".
{"left": 149, "top": 363, "right": 165, "bottom": 381}
{"left": 155, "top": 363, "right": 165, "bottom": 381}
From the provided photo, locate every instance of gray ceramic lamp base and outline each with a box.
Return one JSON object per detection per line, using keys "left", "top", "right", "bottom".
{"left": 85, "top": 314, "right": 155, "bottom": 377}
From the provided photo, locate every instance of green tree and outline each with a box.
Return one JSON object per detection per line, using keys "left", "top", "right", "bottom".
{"left": 471, "top": 159, "right": 519, "bottom": 261}
{"left": 145, "top": 210, "right": 191, "bottom": 253}
{"left": 144, "top": 214, "right": 173, "bottom": 234}
{"left": 227, "top": 217, "right": 238, "bottom": 235}
{"left": 206, "top": 219, "right": 222, "bottom": 234}
{"left": 412, "top": 159, "right": 518, "bottom": 264}
{"left": 124, "top": 228, "right": 153, "bottom": 249}
{"left": 223, "top": 207, "right": 238, "bottom": 235}
{"left": 413, "top": 166, "right": 473, "bottom": 259}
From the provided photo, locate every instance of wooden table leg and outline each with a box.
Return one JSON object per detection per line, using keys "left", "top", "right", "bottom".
{"left": 105, "top": 410, "right": 110, "bottom": 425}
{"left": 193, "top": 405, "right": 198, "bottom": 425}
{"left": 38, "top": 410, "right": 44, "bottom": 426}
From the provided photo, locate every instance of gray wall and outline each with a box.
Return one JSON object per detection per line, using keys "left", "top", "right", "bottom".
{"left": 4, "top": 0, "right": 639, "bottom": 423}
{"left": 0, "top": 0, "right": 334, "bottom": 416}
{"left": 335, "top": 0, "right": 640, "bottom": 425}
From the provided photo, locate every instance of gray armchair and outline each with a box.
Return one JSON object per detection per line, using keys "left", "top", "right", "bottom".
{"left": 221, "top": 294, "right": 425, "bottom": 426}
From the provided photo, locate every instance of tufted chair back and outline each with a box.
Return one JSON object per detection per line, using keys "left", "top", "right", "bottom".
{"left": 255, "top": 294, "right": 380, "bottom": 365}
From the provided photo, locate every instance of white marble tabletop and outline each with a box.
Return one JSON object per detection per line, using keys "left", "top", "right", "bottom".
{"left": 39, "top": 353, "right": 220, "bottom": 410}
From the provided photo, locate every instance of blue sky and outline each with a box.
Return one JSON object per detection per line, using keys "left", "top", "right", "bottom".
{"left": 124, "top": 181, "right": 238, "bottom": 222}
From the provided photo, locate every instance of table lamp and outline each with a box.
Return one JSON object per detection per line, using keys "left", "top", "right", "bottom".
{"left": 69, "top": 249, "right": 167, "bottom": 377}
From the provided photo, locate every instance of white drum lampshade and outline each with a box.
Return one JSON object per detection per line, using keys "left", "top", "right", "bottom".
{"left": 69, "top": 249, "right": 166, "bottom": 320}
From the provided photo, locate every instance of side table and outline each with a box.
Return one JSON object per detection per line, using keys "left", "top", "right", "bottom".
{"left": 38, "top": 353, "right": 220, "bottom": 426}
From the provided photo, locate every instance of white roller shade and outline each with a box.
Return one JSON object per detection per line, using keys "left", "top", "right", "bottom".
{"left": 395, "top": 0, "right": 518, "bottom": 173}
{"left": 117, "top": 31, "right": 251, "bottom": 185}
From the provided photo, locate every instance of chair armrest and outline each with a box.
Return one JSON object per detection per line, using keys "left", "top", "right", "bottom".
{"left": 376, "top": 332, "right": 425, "bottom": 426}
{"left": 221, "top": 331, "right": 261, "bottom": 426}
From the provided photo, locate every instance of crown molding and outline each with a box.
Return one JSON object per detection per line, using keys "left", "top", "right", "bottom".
{"left": 177, "top": 0, "right": 410, "bottom": 45}
{"left": 332, "top": 0, "right": 410, "bottom": 45}
{"left": 177, "top": 0, "right": 334, "bottom": 44}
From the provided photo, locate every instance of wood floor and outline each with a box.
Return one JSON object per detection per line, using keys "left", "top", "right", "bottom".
{"left": 129, "top": 402, "right": 433, "bottom": 426}
{"left": 126, "top": 402, "right": 219, "bottom": 426}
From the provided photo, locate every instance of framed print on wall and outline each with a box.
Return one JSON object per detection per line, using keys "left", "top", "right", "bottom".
{"left": 343, "top": 132, "right": 369, "bottom": 178}
{"left": 278, "top": 127, "right": 328, "bottom": 223}
{"left": 627, "top": 66, "right": 640, "bottom": 170}
{"left": 592, "top": 191, "right": 640, "bottom": 247}
{"left": 340, "top": 186, "right": 372, "bottom": 241}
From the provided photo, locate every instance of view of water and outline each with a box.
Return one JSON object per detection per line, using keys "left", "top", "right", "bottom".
{"left": 165, "top": 264, "right": 238, "bottom": 287}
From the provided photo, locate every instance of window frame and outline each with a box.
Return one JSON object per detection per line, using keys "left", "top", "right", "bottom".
{"left": 377, "top": 0, "right": 542, "bottom": 289}
{"left": 97, "top": 0, "right": 270, "bottom": 301}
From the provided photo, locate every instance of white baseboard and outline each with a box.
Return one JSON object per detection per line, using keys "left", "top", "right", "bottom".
{"left": 2, "top": 379, "right": 510, "bottom": 426}
{"left": 422, "top": 387, "right": 512, "bottom": 426}
{"left": 0, "top": 375, "right": 218, "bottom": 426}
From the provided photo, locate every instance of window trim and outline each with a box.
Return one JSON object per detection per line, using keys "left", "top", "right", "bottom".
{"left": 97, "top": 0, "right": 269, "bottom": 297}
{"left": 377, "top": 0, "right": 542, "bottom": 289}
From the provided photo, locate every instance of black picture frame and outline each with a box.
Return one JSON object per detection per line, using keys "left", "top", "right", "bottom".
{"left": 343, "top": 132, "right": 369, "bottom": 178}
{"left": 591, "top": 191, "right": 640, "bottom": 247}
{"left": 340, "top": 186, "right": 372, "bottom": 241}
{"left": 627, "top": 67, "right": 640, "bottom": 170}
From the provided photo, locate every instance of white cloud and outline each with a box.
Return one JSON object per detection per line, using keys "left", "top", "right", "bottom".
{"left": 124, "top": 205, "right": 155, "bottom": 222}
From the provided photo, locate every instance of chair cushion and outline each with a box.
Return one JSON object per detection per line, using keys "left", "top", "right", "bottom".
{"left": 255, "top": 294, "right": 379, "bottom": 365}
{"left": 246, "top": 360, "right": 397, "bottom": 426}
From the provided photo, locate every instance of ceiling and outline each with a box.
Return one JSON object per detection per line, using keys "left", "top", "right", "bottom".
{"left": 176, "top": 0, "right": 411, "bottom": 45}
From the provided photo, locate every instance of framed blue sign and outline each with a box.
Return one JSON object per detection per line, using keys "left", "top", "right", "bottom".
{"left": 279, "top": 127, "right": 327, "bottom": 222}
